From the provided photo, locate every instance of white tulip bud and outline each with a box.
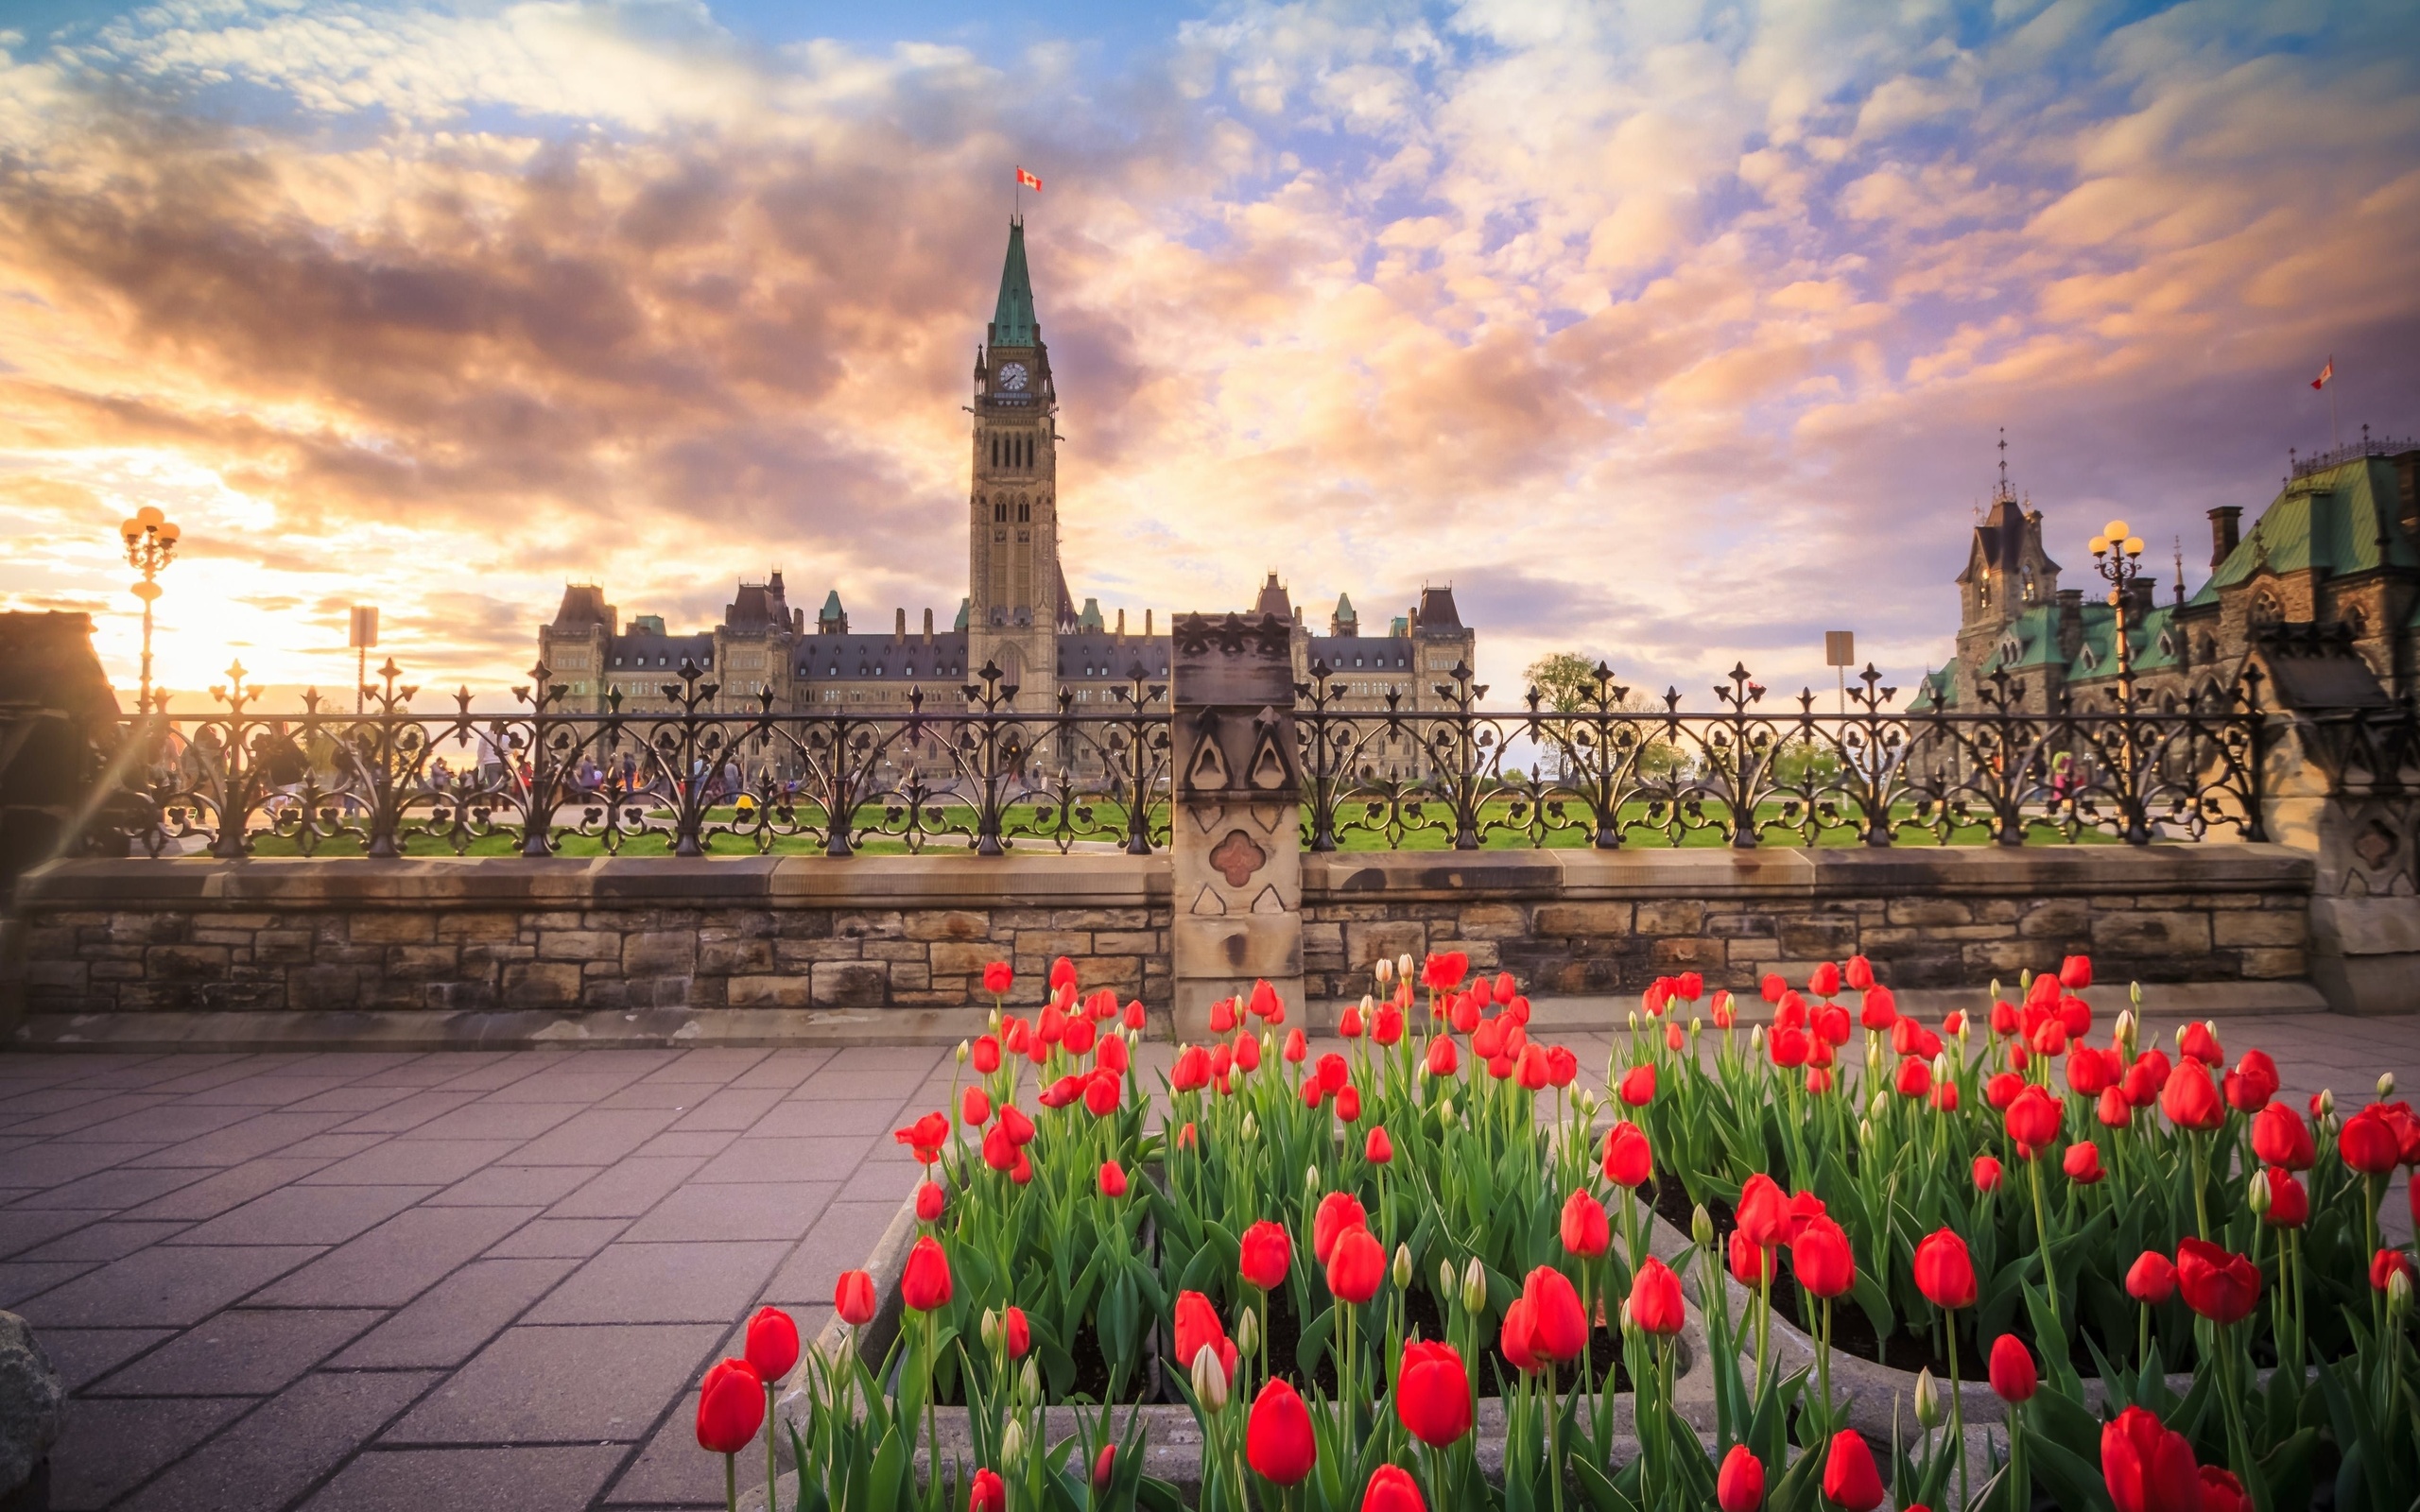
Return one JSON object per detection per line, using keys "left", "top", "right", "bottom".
{"left": 1868, "top": 1091, "right": 1890, "bottom": 1123}
{"left": 2317, "top": 1088, "right": 2336, "bottom": 1118}
{"left": 2247, "top": 1171, "right": 2272, "bottom": 1215}
{"left": 1914, "top": 1367, "right": 1944, "bottom": 1429}
{"left": 1305, "top": 1164, "right": 1321, "bottom": 1194}
{"left": 1192, "top": 1345, "right": 1230, "bottom": 1411}
{"left": 1002, "top": 1417, "right": 1026, "bottom": 1465}
{"left": 1989, "top": 978, "right": 2002, "bottom": 1005}
{"left": 1361, "top": 993, "right": 1376, "bottom": 1016}
{"left": 1394, "top": 1244, "right": 1413, "bottom": 1289}
{"left": 956, "top": 1040, "right": 970, "bottom": 1064}
{"left": 1462, "top": 1257, "right": 1489, "bottom": 1314}
{"left": 1618, "top": 1298, "right": 1634, "bottom": 1334}
{"left": 1693, "top": 1204, "right": 1715, "bottom": 1247}
{"left": 1751, "top": 1025, "right": 1767, "bottom": 1051}
{"left": 1375, "top": 957, "right": 1394, "bottom": 985}
{"left": 1236, "top": 1306, "right": 1259, "bottom": 1355}
{"left": 1628, "top": 1009, "right": 1640, "bottom": 1032}
{"left": 1241, "top": 1112, "right": 1258, "bottom": 1143}
{"left": 1439, "top": 1259, "right": 1458, "bottom": 1299}
{"left": 981, "top": 1308, "right": 999, "bottom": 1348}
{"left": 2129, "top": 981, "right": 2143, "bottom": 1007}
{"left": 2389, "top": 1267, "right": 2412, "bottom": 1317}
{"left": 1858, "top": 1117, "right": 1876, "bottom": 1146}
{"left": 1398, "top": 953, "right": 1415, "bottom": 981}
{"left": 1021, "top": 1357, "right": 1039, "bottom": 1400}
{"left": 2380, "top": 1072, "right": 2397, "bottom": 1098}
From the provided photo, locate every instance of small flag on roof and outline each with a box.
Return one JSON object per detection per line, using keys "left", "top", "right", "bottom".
{"left": 1015, "top": 166, "right": 1043, "bottom": 192}
{"left": 2311, "top": 357, "right": 2333, "bottom": 390}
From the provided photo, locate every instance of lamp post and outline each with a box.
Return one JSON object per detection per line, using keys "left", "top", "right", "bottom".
{"left": 119, "top": 507, "right": 182, "bottom": 714}
{"left": 2087, "top": 518, "right": 2147, "bottom": 691}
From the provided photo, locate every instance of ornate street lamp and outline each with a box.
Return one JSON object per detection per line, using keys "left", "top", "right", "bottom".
{"left": 120, "top": 507, "right": 182, "bottom": 714}
{"left": 2088, "top": 518, "right": 2147, "bottom": 686}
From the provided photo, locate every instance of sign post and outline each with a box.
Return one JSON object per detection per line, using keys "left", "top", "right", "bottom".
{"left": 1824, "top": 630, "right": 1855, "bottom": 714}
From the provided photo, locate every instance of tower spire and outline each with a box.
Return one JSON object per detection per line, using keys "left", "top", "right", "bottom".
{"left": 990, "top": 219, "right": 1039, "bottom": 348}
{"left": 1995, "top": 427, "right": 2014, "bottom": 504}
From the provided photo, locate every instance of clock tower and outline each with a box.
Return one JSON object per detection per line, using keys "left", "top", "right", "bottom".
{"left": 968, "top": 215, "right": 1060, "bottom": 711}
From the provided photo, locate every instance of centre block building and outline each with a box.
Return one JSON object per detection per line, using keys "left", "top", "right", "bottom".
{"left": 538, "top": 218, "right": 1477, "bottom": 732}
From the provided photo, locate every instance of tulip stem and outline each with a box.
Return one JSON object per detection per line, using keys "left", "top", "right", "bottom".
{"left": 1946, "top": 1312, "right": 1966, "bottom": 1512}
{"left": 1818, "top": 1295, "right": 1833, "bottom": 1437}
{"left": 2189, "top": 1134, "right": 2211, "bottom": 1241}
{"left": 2027, "top": 1157, "right": 2061, "bottom": 1328}
{"left": 723, "top": 1451, "right": 736, "bottom": 1512}
{"left": 764, "top": 1381, "right": 779, "bottom": 1510}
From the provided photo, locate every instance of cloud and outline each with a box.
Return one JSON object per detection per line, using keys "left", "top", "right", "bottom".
{"left": 0, "top": 0, "right": 2414, "bottom": 711}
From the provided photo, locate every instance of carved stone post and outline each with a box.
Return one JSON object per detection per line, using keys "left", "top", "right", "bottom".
{"left": 1168, "top": 612, "right": 1305, "bottom": 1040}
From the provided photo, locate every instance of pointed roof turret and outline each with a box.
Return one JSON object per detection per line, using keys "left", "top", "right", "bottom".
{"left": 990, "top": 217, "right": 1040, "bottom": 348}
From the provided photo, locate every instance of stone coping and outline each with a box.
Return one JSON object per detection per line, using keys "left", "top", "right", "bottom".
{"left": 13, "top": 851, "right": 1172, "bottom": 909}
{"left": 1305, "top": 843, "right": 2317, "bottom": 902}
{"left": 6, "top": 1004, "right": 1004, "bottom": 1052}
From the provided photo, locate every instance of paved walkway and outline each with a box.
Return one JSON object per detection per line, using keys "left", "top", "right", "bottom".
{"left": 2, "top": 1013, "right": 2414, "bottom": 1510}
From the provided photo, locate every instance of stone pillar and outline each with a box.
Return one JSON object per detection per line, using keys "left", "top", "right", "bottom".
{"left": 1167, "top": 612, "right": 1304, "bottom": 1040}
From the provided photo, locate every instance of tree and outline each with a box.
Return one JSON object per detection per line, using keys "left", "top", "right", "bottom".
{"left": 1525, "top": 651, "right": 1609, "bottom": 713}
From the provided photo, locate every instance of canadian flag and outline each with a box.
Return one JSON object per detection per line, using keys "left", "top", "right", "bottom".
{"left": 1015, "top": 166, "right": 1043, "bottom": 193}
{"left": 2311, "top": 357, "right": 2333, "bottom": 390}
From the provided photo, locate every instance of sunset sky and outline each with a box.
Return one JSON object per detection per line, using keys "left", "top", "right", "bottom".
{"left": 2, "top": 0, "right": 2414, "bottom": 712}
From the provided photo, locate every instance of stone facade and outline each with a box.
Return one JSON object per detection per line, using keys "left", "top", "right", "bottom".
{"left": 13, "top": 856, "right": 1170, "bottom": 1020}
{"left": 10, "top": 845, "right": 2324, "bottom": 1041}
{"left": 1300, "top": 847, "right": 2317, "bottom": 1006}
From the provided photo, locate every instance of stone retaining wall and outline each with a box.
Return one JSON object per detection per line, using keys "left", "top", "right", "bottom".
{"left": 8, "top": 844, "right": 2320, "bottom": 1032}
{"left": 11, "top": 855, "right": 1172, "bottom": 1017}
{"left": 1300, "top": 845, "right": 2317, "bottom": 1005}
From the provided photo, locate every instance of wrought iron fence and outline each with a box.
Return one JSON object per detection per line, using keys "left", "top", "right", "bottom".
{"left": 78, "top": 653, "right": 2420, "bottom": 858}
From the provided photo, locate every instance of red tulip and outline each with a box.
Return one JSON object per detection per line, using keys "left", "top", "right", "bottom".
{"left": 742, "top": 1306, "right": 799, "bottom": 1386}
{"left": 1093, "top": 1443, "right": 1115, "bottom": 1491}
{"left": 1424, "top": 1035, "right": 1458, "bottom": 1075}
{"left": 1002, "top": 1305, "right": 1030, "bottom": 1359}
{"left": 916, "top": 1181, "right": 946, "bottom": 1222}
{"left": 834, "top": 1267, "right": 877, "bottom": 1326}
{"left": 1099, "top": 1159, "right": 1128, "bottom": 1197}
{"left": 1336, "top": 1084, "right": 1364, "bottom": 1123}
{"left": 1360, "top": 1464, "right": 1426, "bottom": 1512}
{"left": 2160, "top": 1060, "right": 2224, "bottom": 1131}
{"left": 901, "top": 1235, "right": 953, "bottom": 1311}
{"left": 1602, "top": 1121, "right": 1651, "bottom": 1188}
{"left": 1988, "top": 1333, "right": 2037, "bottom": 1401}
{"left": 1806, "top": 1066, "right": 1833, "bottom": 1096}
{"left": 2224, "top": 1050, "right": 2279, "bottom": 1112}
{"left": 1913, "top": 1228, "right": 1976, "bottom": 1310}
{"left": 1808, "top": 962, "right": 1841, "bottom": 999}
{"left": 1728, "top": 1228, "right": 1773, "bottom": 1286}
{"left": 971, "top": 1035, "right": 1001, "bottom": 1074}
{"left": 2372, "top": 1248, "right": 2413, "bottom": 1293}
{"left": 1990, "top": 999, "right": 2019, "bottom": 1036}
{"left": 2178, "top": 1022, "right": 2221, "bottom": 1065}
{"left": 1560, "top": 1189, "right": 1611, "bottom": 1259}
{"left": 1895, "top": 1057, "right": 1932, "bottom": 1099}
{"left": 1843, "top": 954, "right": 1874, "bottom": 991}
{"left": 1821, "top": 1429, "right": 1883, "bottom": 1511}
{"left": 2004, "top": 1083, "right": 2063, "bottom": 1148}
{"left": 696, "top": 1357, "right": 766, "bottom": 1454}
{"left": 1791, "top": 1214, "right": 1855, "bottom": 1298}
{"left": 2125, "top": 1250, "right": 2176, "bottom": 1305}
{"left": 2059, "top": 954, "right": 2092, "bottom": 989}
{"left": 1972, "top": 1155, "right": 2003, "bottom": 1194}
{"left": 1499, "top": 1297, "right": 1543, "bottom": 1374}
{"left": 1314, "top": 1191, "right": 1369, "bottom": 1263}
{"left": 1736, "top": 1174, "right": 1789, "bottom": 1248}
{"left": 1064, "top": 1019, "right": 1098, "bottom": 1057}
{"left": 968, "top": 1467, "right": 1006, "bottom": 1512}
{"left": 1246, "top": 1378, "right": 1317, "bottom": 1486}
{"left": 2064, "top": 1140, "right": 2105, "bottom": 1185}
{"left": 980, "top": 960, "right": 1013, "bottom": 996}
{"left": 1249, "top": 977, "right": 1282, "bottom": 1021}
{"left": 893, "top": 1111, "right": 950, "bottom": 1163}
{"left": 2175, "top": 1236, "right": 2259, "bottom": 1324}
{"left": 2342, "top": 1108, "right": 2403, "bottom": 1175}
{"left": 1451, "top": 992, "right": 1483, "bottom": 1035}
{"left": 2251, "top": 1104, "right": 2314, "bottom": 1170}
{"left": 1396, "top": 1339, "right": 1473, "bottom": 1447}
{"left": 1328, "top": 1227, "right": 1387, "bottom": 1304}
{"left": 1717, "top": 1445, "right": 1766, "bottom": 1512}
{"left": 2097, "top": 1086, "right": 2132, "bottom": 1127}
{"left": 2101, "top": 1404, "right": 2199, "bottom": 1512}
{"left": 2261, "top": 1167, "right": 2308, "bottom": 1228}
{"left": 2066, "top": 1045, "right": 2117, "bottom": 1097}
{"left": 1769, "top": 1026, "right": 1810, "bottom": 1068}
{"left": 1282, "top": 1026, "right": 1307, "bottom": 1063}
{"left": 1759, "top": 971, "right": 1786, "bottom": 1002}
{"left": 1630, "top": 1256, "right": 1685, "bottom": 1335}
{"left": 1234, "top": 1222, "right": 1292, "bottom": 1293}
{"left": 1174, "top": 1291, "right": 1236, "bottom": 1383}
{"left": 959, "top": 1084, "right": 992, "bottom": 1125}
{"left": 1049, "top": 956, "right": 1079, "bottom": 992}
{"left": 1617, "top": 1062, "right": 1656, "bottom": 1106}
{"left": 1984, "top": 1072, "right": 2023, "bottom": 1109}
{"left": 2200, "top": 1468, "right": 2252, "bottom": 1512}
{"left": 1340, "top": 1004, "right": 1364, "bottom": 1040}
{"left": 1522, "top": 1265, "right": 1588, "bottom": 1361}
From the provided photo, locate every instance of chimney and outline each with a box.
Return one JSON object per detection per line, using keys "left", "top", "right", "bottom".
{"left": 2056, "top": 588, "right": 2085, "bottom": 662}
{"left": 922, "top": 608, "right": 934, "bottom": 644}
{"left": 1144, "top": 609, "right": 1153, "bottom": 637}
{"left": 2207, "top": 506, "right": 2242, "bottom": 569}
{"left": 1115, "top": 607, "right": 1126, "bottom": 641}
{"left": 894, "top": 607, "right": 907, "bottom": 644}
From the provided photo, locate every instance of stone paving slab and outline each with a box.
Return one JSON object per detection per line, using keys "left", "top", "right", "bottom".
{"left": 0, "top": 1012, "right": 2411, "bottom": 1509}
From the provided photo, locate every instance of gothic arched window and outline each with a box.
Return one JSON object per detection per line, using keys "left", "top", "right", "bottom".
{"left": 1018, "top": 497, "right": 1030, "bottom": 523}
{"left": 2249, "top": 590, "right": 2284, "bottom": 627}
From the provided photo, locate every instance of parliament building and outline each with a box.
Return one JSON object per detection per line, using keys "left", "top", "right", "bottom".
{"left": 538, "top": 218, "right": 1476, "bottom": 723}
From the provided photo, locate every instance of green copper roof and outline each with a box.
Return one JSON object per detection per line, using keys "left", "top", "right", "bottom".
{"left": 820, "top": 590, "right": 844, "bottom": 621}
{"left": 990, "top": 218, "right": 1038, "bottom": 348}
{"left": 2189, "top": 455, "right": 2419, "bottom": 608}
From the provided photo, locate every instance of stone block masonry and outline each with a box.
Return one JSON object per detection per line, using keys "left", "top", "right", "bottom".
{"left": 12, "top": 854, "right": 1172, "bottom": 1021}
{"left": 1301, "top": 845, "right": 2320, "bottom": 1008}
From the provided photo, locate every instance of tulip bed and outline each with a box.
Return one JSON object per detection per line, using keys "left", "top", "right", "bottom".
{"left": 688, "top": 954, "right": 2420, "bottom": 1512}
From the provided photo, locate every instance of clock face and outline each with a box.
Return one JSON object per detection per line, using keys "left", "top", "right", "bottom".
{"left": 997, "top": 361, "right": 1028, "bottom": 392}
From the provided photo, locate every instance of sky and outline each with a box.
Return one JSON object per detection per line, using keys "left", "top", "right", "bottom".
{"left": 1, "top": 0, "right": 2415, "bottom": 713}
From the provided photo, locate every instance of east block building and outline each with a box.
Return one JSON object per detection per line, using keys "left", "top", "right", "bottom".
{"left": 1913, "top": 437, "right": 2420, "bottom": 714}
{"left": 538, "top": 217, "right": 1476, "bottom": 724}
